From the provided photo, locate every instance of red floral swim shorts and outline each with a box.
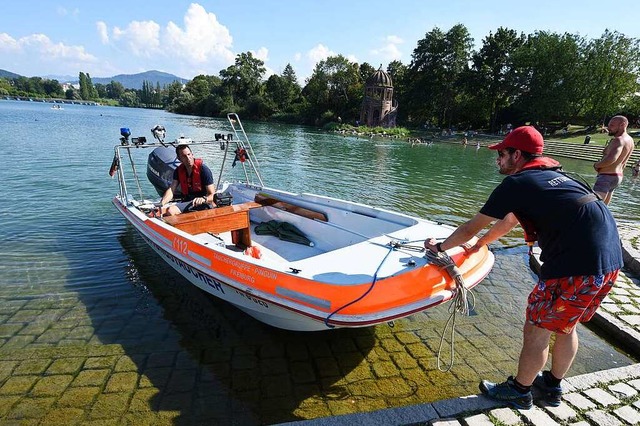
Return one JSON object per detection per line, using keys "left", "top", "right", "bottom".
{"left": 526, "top": 270, "right": 619, "bottom": 334}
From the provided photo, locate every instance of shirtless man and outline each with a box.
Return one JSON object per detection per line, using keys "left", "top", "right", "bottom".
{"left": 593, "top": 115, "right": 635, "bottom": 204}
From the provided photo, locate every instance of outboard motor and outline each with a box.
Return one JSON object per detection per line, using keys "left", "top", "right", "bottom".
{"left": 146, "top": 146, "right": 182, "bottom": 197}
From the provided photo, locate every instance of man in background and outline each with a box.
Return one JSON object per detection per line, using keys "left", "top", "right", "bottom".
{"left": 593, "top": 115, "right": 634, "bottom": 204}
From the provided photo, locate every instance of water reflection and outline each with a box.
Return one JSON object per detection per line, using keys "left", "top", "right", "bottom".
{"left": 116, "top": 226, "right": 377, "bottom": 424}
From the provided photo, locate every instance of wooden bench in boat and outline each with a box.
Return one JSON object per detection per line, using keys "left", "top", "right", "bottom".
{"left": 163, "top": 201, "right": 262, "bottom": 248}
{"left": 254, "top": 193, "right": 328, "bottom": 222}
{"left": 163, "top": 195, "right": 328, "bottom": 249}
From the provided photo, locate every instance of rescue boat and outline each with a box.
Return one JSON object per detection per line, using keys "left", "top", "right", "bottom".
{"left": 110, "top": 113, "right": 494, "bottom": 331}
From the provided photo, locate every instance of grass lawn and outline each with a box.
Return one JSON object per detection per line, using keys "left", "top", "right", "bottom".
{"left": 545, "top": 124, "right": 640, "bottom": 146}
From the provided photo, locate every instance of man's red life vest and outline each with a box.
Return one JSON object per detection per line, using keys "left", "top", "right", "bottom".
{"left": 177, "top": 158, "right": 203, "bottom": 195}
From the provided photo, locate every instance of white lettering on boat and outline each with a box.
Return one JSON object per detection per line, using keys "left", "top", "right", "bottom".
{"left": 146, "top": 237, "right": 225, "bottom": 294}
{"left": 230, "top": 268, "right": 255, "bottom": 284}
{"left": 213, "top": 253, "right": 278, "bottom": 281}
{"left": 235, "top": 289, "right": 269, "bottom": 308}
{"left": 173, "top": 236, "right": 188, "bottom": 254}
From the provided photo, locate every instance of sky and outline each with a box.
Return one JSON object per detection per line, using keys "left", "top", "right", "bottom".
{"left": 1, "top": 0, "right": 639, "bottom": 84}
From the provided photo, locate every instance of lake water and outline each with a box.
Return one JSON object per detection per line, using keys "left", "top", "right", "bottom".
{"left": 0, "top": 99, "right": 637, "bottom": 424}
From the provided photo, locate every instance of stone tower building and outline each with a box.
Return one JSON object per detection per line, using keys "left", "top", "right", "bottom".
{"left": 360, "top": 66, "right": 398, "bottom": 127}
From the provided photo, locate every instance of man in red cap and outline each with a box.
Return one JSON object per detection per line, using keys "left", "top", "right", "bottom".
{"left": 425, "top": 126, "right": 622, "bottom": 409}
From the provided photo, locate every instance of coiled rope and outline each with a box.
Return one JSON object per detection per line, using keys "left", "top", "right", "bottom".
{"left": 324, "top": 239, "right": 475, "bottom": 372}
{"left": 423, "top": 248, "right": 475, "bottom": 372}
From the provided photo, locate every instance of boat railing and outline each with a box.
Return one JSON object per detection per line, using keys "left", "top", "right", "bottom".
{"left": 226, "top": 113, "right": 264, "bottom": 187}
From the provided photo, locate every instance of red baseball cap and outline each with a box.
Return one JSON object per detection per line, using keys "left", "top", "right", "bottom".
{"left": 488, "top": 126, "right": 544, "bottom": 155}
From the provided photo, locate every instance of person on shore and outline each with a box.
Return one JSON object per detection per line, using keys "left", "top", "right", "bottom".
{"left": 159, "top": 144, "right": 215, "bottom": 216}
{"left": 593, "top": 115, "right": 635, "bottom": 204}
{"left": 424, "top": 126, "right": 622, "bottom": 409}
{"left": 632, "top": 159, "right": 640, "bottom": 178}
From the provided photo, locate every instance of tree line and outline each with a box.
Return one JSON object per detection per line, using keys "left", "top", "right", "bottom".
{"left": 1, "top": 25, "right": 638, "bottom": 131}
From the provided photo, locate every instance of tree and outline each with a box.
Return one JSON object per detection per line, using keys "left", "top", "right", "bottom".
{"left": 579, "top": 30, "right": 640, "bottom": 124}
{"left": 405, "top": 24, "right": 474, "bottom": 127}
{"left": 303, "top": 54, "right": 362, "bottom": 123}
{"left": 163, "top": 81, "right": 184, "bottom": 107}
{"left": 469, "top": 27, "right": 525, "bottom": 131}
{"left": 106, "top": 80, "right": 125, "bottom": 99}
{"left": 265, "top": 64, "right": 301, "bottom": 113}
{"left": 94, "top": 83, "right": 107, "bottom": 99}
{"left": 511, "top": 31, "right": 585, "bottom": 126}
{"left": 78, "top": 72, "right": 97, "bottom": 100}
{"left": 119, "top": 90, "right": 139, "bottom": 107}
{"left": 219, "top": 52, "right": 266, "bottom": 108}
{"left": 359, "top": 62, "right": 376, "bottom": 84}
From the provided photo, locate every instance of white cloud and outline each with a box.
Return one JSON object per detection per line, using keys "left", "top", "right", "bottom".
{"left": 307, "top": 43, "right": 335, "bottom": 63}
{"left": 112, "top": 20, "right": 160, "bottom": 57}
{"left": 0, "top": 32, "right": 97, "bottom": 76}
{"left": 251, "top": 47, "right": 269, "bottom": 62}
{"left": 94, "top": 3, "right": 236, "bottom": 78}
{"left": 57, "top": 7, "right": 80, "bottom": 18}
{"left": 96, "top": 21, "right": 109, "bottom": 44}
{"left": 294, "top": 52, "right": 301, "bottom": 61}
{"left": 370, "top": 35, "right": 404, "bottom": 61}
{"left": 0, "top": 33, "right": 20, "bottom": 51}
{"left": 163, "top": 3, "right": 234, "bottom": 66}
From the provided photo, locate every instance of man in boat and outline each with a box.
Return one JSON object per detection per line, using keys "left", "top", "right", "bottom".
{"left": 424, "top": 126, "right": 622, "bottom": 409}
{"left": 592, "top": 115, "right": 634, "bottom": 204}
{"left": 158, "top": 144, "right": 215, "bottom": 216}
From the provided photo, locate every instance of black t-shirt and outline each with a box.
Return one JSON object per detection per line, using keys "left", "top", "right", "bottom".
{"left": 172, "top": 163, "right": 214, "bottom": 201}
{"left": 480, "top": 169, "right": 623, "bottom": 279}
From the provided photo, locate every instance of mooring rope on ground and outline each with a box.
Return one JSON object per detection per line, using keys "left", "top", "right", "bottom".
{"left": 423, "top": 249, "right": 475, "bottom": 372}
{"left": 395, "top": 242, "right": 475, "bottom": 372}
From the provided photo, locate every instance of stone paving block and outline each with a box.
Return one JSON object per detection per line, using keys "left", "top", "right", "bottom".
{"left": 0, "top": 324, "right": 26, "bottom": 339}
{"left": 568, "top": 422, "right": 590, "bottom": 426}
{"left": 83, "top": 355, "right": 118, "bottom": 369}
{"left": 30, "top": 374, "right": 73, "bottom": 397}
{"left": 613, "top": 405, "right": 640, "bottom": 425}
{"left": 39, "top": 406, "right": 85, "bottom": 424}
{"left": 431, "top": 419, "right": 461, "bottom": 426}
{"left": 626, "top": 379, "right": 640, "bottom": 391}
{"left": 146, "top": 352, "right": 176, "bottom": 368}
{"left": 46, "top": 357, "right": 85, "bottom": 375}
{"left": 167, "top": 369, "right": 199, "bottom": 394}
{"left": 583, "top": 387, "right": 621, "bottom": 406}
{"left": 463, "top": 413, "right": 494, "bottom": 425}
{"left": 2, "top": 335, "right": 35, "bottom": 349}
{"left": 0, "top": 375, "right": 38, "bottom": 395}
{"left": 114, "top": 355, "right": 138, "bottom": 372}
{"left": 104, "top": 371, "right": 139, "bottom": 393}
{"left": 129, "top": 388, "right": 161, "bottom": 412}
{"left": 608, "top": 382, "right": 638, "bottom": 399}
{"left": 563, "top": 392, "right": 597, "bottom": 410}
{"left": 489, "top": 407, "right": 521, "bottom": 425}
{"left": 55, "top": 386, "right": 100, "bottom": 408}
{"left": 89, "top": 392, "right": 131, "bottom": 419}
{"left": 619, "top": 315, "right": 640, "bottom": 326}
{"left": 0, "top": 395, "right": 21, "bottom": 417}
{"left": 519, "top": 405, "right": 560, "bottom": 425}
{"left": 585, "top": 409, "right": 623, "bottom": 426}
{"left": 371, "top": 360, "right": 399, "bottom": 378}
{"left": 544, "top": 401, "right": 578, "bottom": 422}
{"left": 5, "top": 396, "right": 55, "bottom": 420}
{"left": 432, "top": 395, "right": 497, "bottom": 418}
{"left": 72, "top": 369, "right": 110, "bottom": 387}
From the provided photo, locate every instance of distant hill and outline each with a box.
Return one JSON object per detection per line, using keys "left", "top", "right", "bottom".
{"left": 0, "top": 69, "right": 22, "bottom": 79}
{"left": 92, "top": 70, "right": 188, "bottom": 89}
{"left": 0, "top": 69, "right": 188, "bottom": 90}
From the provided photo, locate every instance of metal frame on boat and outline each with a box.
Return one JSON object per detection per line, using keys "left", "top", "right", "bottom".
{"left": 111, "top": 113, "right": 495, "bottom": 331}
